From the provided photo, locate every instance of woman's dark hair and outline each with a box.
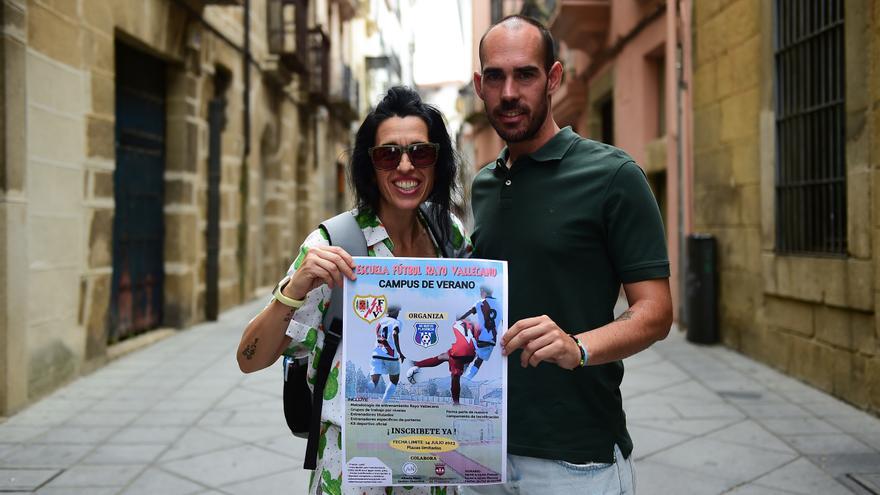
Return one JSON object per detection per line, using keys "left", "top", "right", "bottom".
{"left": 350, "top": 86, "right": 458, "bottom": 246}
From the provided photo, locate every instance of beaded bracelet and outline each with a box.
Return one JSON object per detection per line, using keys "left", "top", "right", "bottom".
{"left": 568, "top": 334, "right": 588, "bottom": 368}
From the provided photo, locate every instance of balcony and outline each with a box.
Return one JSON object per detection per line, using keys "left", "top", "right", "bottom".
{"left": 545, "top": 0, "right": 609, "bottom": 126}
{"left": 547, "top": 0, "right": 610, "bottom": 57}
{"left": 262, "top": 54, "right": 293, "bottom": 87}
{"left": 520, "top": 0, "right": 557, "bottom": 23}
{"left": 266, "top": 0, "right": 309, "bottom": 75}
{"left": 333, "top": 0, "right": 358, "bottom": 21}
{"left": 329, "top": 64, "right": 360, "bottom": 122}
{"left": 552, "top": 79, "right": 587, "bottom": 128}
{"left": 308, "top": 26, "right": 331, "bottom": 104}
{"left": 365, "top": 55, "right": 402, "bottom": 82}
{"left": 458, "top": 83, "right": 488, "bottom": 129}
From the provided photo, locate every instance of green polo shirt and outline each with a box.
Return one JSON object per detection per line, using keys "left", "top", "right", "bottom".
{"left": 471, "top": 127, "right": 669, "bottom": 463}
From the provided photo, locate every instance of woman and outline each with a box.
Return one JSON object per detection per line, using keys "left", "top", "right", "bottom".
{"left": 237, "top": 86, "right": 470, "bottom": 495}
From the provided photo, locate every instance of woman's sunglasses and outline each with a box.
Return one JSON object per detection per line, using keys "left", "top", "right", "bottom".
{"left": 368, "top": 143, "right": 439, "bottom": 170}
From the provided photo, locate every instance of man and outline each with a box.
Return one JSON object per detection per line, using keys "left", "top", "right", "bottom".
{"left": 457, "top": 285, "right": 502, "bottom": 381}
{"left": 406, "top": 319, "right": 479, "bottom": 405}
{"left": 370, "top": 304, "right": 406, "bottom": 402}
{"left": 465, "top": 15, "right": 673, "bottom": 494}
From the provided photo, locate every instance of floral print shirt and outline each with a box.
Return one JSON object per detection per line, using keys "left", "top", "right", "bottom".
{"left": 282, "top": 208, "right": 471, "bottom": 495}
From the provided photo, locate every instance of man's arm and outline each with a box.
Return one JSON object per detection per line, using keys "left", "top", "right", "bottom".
{"left": 577, "top": 278, "right": 672, "bottom": 365}
{"left": 393, "top": 327, "right": 406, "bottom": 361}
{"left": 456, "top": 306, "right": 476, "bottom": 321}
{"left": 503, "top": 278, "right": 672, "bottom": 369}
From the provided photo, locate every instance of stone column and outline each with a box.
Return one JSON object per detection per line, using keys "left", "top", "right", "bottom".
{"left": 0, "top": 0, "right": 28, "bottom": 415}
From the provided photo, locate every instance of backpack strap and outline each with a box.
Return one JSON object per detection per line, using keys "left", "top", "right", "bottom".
{"left": 418, "top": 202, "right": 450, "bottom": 258}
{"left": 321, "top": 212, "right": 369, "bottom": 326}
{"left": 303, "top": 211, "right": 366, "bottom": 470}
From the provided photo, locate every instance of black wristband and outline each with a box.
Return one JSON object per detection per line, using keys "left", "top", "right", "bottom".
{"left": 568, "top": 334, "right": 587, "bottom": 368}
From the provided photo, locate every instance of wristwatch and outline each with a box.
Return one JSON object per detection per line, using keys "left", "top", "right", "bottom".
{"left": 272, "top": 276, "right": 305, "bottom": 309}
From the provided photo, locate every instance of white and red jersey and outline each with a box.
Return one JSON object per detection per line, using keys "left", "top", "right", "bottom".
{"left": 372, "top": 316, "right": 401, "bottom": 360}
{"left": 448, "top": 320, "right": 477, "bottom": 358}
{"left": 473, "top": 297, "right": 502, "bottom": 344}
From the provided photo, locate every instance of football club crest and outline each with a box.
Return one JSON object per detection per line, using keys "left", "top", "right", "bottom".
{"left": 413, "top": 323, "right": 438, "bottom": 348}
{"left": 353, "top": 295, "right": 387, "bottom": 323}
{"left": 434, "top": 463, "right": 446, "bottom": 476}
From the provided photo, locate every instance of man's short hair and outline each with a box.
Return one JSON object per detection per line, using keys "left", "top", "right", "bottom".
{"left": 478, "top": 14, "right": 558, "bottom": 73}
{"left": 388, "top": 304, "right": 401, "bottom": 318}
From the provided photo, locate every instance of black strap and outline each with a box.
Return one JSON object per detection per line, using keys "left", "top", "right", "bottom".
{"left": 419, "top": 203, "right": 450, "bottom": 258}
{"left": 320, "top": 212, "right": 369, "bottom": 330}
{"left": 302, "top": 213, "right": 366, "bottom": 470}
{"left": 303, "top": 318, "right": 342, "bottom": 470}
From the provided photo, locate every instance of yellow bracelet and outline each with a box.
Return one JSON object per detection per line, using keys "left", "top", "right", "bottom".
{"left": 272, "top": 276, "right": 305, "bottom": 309}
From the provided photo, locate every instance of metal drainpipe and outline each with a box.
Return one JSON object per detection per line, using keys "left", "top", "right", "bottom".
{"left": 666, "top": 0, "right": 686, "bottom": 326}
{"left": 677, "top": 42, "right": 687, "bottom": 328}
{"left": 243, "top": 0, "right": 251, "bottom": 157}
{"left": 674, "top": 0, "right": 689, "bottom": 328}
{"left": 238, "top": 0, "right": 252, "bottom": 302}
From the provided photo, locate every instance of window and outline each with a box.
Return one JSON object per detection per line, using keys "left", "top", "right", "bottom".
{"left": 774, "top": 0, "right": 845, "bottom": 255}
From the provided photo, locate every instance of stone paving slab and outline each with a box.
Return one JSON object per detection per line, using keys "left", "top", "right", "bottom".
{"left": 0, "top": 298, "right": 877, "bottom": 494}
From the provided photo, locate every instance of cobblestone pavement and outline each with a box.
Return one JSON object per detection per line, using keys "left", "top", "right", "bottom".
{"left": 1, "top": 298, "right": 878, "bottom": 494}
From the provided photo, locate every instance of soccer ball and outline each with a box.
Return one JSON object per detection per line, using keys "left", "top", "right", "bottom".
{"left": 406, "top": 366, "right": 421, "bottom": 385}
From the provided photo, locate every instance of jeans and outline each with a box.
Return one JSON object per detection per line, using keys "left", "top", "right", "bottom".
{"left": 461, "top": 444, "right": 635, "bottom": 495}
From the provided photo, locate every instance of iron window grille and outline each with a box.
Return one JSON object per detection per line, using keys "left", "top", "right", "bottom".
{"left": 774, "top": 0, "right": 846, "bottom": 256}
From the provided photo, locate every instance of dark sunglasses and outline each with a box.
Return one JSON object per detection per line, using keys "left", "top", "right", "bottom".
{"left": 368, "top": 143, "right": 439, "bottom": 170}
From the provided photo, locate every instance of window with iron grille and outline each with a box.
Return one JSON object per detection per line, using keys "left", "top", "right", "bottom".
{"left": 774, "top": 0, "right": 846, "bottom": 255}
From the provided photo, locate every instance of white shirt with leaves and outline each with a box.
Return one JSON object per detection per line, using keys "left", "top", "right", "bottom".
{"left": 282, "top": 208, "right": 471, "bottom": 495}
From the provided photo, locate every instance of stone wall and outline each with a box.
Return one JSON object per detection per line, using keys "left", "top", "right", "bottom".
{"left": 0, "top": 0, "right": 358, "bottom": 415}
{"left": 692, "top": 0, "right": 879, "bottom": 413}
{"left": 1, "top": 0, "right": 29, "bottom": 414}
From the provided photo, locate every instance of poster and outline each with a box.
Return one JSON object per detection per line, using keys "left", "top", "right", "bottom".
{"left": 342, "top": 257, "right": 508, "bottom": 486}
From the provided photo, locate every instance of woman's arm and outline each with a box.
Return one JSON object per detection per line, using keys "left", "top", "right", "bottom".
{"left": 236, "top": 229, "right": 356, "bottom": 373}
{"left": 237, "top": 298, "right": 297, "bottom": 373}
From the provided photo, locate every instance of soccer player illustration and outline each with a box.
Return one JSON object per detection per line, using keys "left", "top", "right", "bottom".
{"left": 406, "top": 319, "right": 479, "bottom": 405}
{"left": 370, "top": 304, "right": 406, "bottom": 402}
{"left": 456, "top": 285, "right": 502, "bottom": 381}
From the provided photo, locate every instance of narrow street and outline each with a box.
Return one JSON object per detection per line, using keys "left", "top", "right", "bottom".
{"left": 1, "top": 298, "right": 878, "bottom": 494}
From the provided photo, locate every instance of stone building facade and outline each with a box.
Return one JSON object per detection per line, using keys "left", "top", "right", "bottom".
{"left": 692, "top": 0, "right": 879, "bottom": 413}
{"left": 544, "top": 0, "right": 694, "bottom": 321}
{"left": 459, "top": 0, "right": 695, "bottom": 317}
{"left": 0, "top": 0, "right": 362, "bottom": 415}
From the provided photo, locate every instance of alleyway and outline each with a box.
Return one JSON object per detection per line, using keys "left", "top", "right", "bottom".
{"left": 1, "top": 299, "right": 878, "bottom": 494}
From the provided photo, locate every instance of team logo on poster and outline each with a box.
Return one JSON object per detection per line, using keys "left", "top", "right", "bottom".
{"left": 435, "top": 463, "right": 446, "bottom": 476}
{"left": 353, "top": 295, "right": 387, "bottom": 323}
{"left": 413, "top": 323, "right": 438, "bottom": 348}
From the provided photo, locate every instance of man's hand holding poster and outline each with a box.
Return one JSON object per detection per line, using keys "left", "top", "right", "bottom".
{"left": 342, "top": 257, "right": 508, "bottom": 486}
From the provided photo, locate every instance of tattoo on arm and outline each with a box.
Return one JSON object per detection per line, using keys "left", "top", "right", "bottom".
{"left": 616, "top": 309, "right": 634, "bottom": 321}
{"left": 282, "top": 308, "right": 295, "bottom": 322}
{"left": 242, "top": 338, "right": 259, "bottom": 360}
